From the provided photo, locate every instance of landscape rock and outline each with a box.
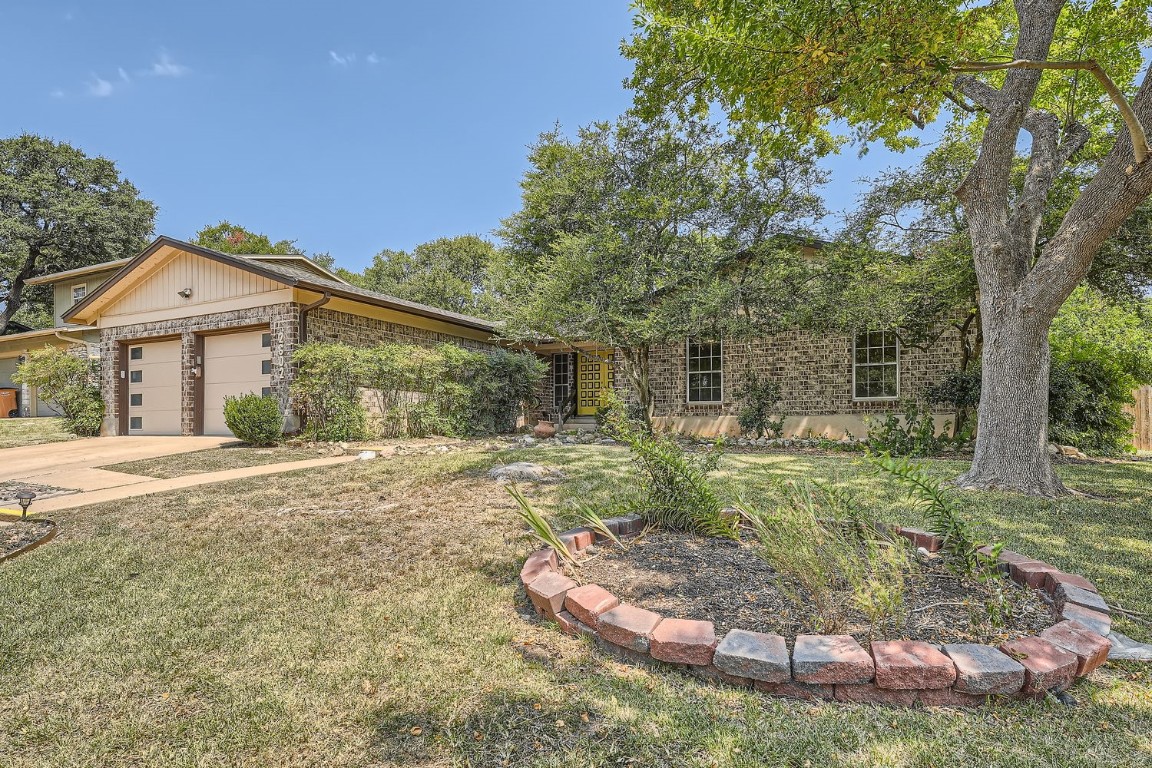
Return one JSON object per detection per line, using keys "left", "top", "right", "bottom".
{"left": 713, "top": 629, "right": 790, "bottom": 683}
{"left": 792, "top": 635, "right": 875, "bottom": 684}
{"left": 871, "top": 640, "right": 956, "bottom": 690}
{"left": 1059, "top": 603, "right": 1112, "bottom": 636}
{"left": 1053, "top": 583, "right": 1110, "bottom": 615}
{"left": 1106, "top": 631, "right": 1152, "bottom": 661}
{"left": 650, "top": 618, "right": 718, "bottom": 665}
{"left": 1040, "top": 620, "right": 1112, "bottom": 676}
{"left": 488, "top": 462, "right": 561, "bottom": 482}
{"left": 999, "top": 637, "right": 1078, "bottom": 694}
{"left": 942, "top": 643, "right": 1025, "bottom": 695}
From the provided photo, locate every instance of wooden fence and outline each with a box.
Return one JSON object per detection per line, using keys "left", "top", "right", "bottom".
{"left": 1130, "top": 385, "right": 1152, "bottom": 452}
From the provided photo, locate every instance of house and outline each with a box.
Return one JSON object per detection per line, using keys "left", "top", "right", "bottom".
{"left": 20, "top": 236, "right": 497, "bottom": 436}
{"left": 12, "top": 234, "right": 957, "bottom": 440}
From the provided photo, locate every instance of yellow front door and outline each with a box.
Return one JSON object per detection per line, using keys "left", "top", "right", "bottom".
{"left": 576, "top": 350, "right": 614, "bottom": 416}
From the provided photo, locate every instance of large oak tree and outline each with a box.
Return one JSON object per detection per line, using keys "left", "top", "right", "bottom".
{"left": 627, "top": 0, "right": 1152, "bottom": 495}
{"left": 0, "top": 135, "right": 155, "bottom": 332}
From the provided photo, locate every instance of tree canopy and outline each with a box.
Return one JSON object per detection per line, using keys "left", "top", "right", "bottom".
{"left": 0, "top": 134, "right": 156, "bottom": 332}
{"left": 627, "top": 0, "right": 1152, "bottom": 495}
{"left": 192, "top": 221, "right": 304, "bottom": 256}
{"left": 495, "top": 113, "right": 825, "bottom": 421}
{"left": 348, "top": 235, "right": 499, "bottom": 317}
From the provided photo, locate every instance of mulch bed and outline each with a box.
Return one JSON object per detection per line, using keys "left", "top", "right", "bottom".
{"left": 578, "top": 530, "right": 1053, "bottom": 646}
{"left": 1, "top": 519, "right": 55, "bottom": 559}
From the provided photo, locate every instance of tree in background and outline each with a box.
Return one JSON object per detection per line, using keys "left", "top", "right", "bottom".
{"left": 495, "top": 114, "right": 825, "bottom": 425}
{"left": 349, "top": 235, "right": 498, "bottom": 317}
{"left": 627, "top": 0, "right": 1152, "bottom": 496}
{"left": 192, "top": 221, "right": 304, "bottom": 256}
{"left": 0, "top": 134, "right": 156, "bottom": 333}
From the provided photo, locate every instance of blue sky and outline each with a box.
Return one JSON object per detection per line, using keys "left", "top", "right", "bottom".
{"left": 3, "top": 1, "right": 932, "bottom": 271}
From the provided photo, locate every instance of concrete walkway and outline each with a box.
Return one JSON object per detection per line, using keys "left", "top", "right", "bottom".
{"left": 0, "top": 436, "right": 237, "bottom": 488}
{"left": 0, "top": 436, "right": 373, "bottom": 514}
{"left": 30, "top": 454, "right": 361, "bottom": 513}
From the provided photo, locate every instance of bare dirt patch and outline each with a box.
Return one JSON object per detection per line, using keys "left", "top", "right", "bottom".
{"left": 578, "top": 530, "right": 1054, "bottom": 646}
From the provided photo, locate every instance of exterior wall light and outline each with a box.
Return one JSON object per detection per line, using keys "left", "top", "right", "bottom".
{"left": 178, "top": 288, "right": 193, "bottom": 298}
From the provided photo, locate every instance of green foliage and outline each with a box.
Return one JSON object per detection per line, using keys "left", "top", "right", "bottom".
{"left": 13, "top": 346, "right": 103, "bottom": 436}
{"left": 865, "top": 402, "right": 950, "bottom": 456}
{"left": 574, "top": 504, "right": 624, "bottom": 550}
{"left": 506, "top": 484, "right": 578, "bottom": 565}
{"left": 601, "top": 397, "right": 735, "bottom": 538}
{"left": 0, "top": 134, "right": 155, "bottom": 332}
{"left": 222, "top": 393, "right": 283, "bottom": 446}
{"left": 925, "top": 365, "right": 981, "bottom": 438}
{"left": 870, "top": 452, "right": 994, "bottom": 574}
{"left": 495, "top": 113, "right": 824, "bottom": 417}
{"left": 626, "top": 1, "right": 1150, "bottom": 152}
{"left": 192, "top": 221, "right": 303, "bottom": 255}
{"left": 1048, "top": 287, "right": 1152, "bottom": 453}
{"left": 349, "top": 235, "right": 499, "bottom": 318}
{"left": 290, "top": 342, "right": 546, "bottom": 441}
{"left": 741, "top": 481, "right": 909, "bottom": 634}
{"left": 733, "top": 370, "right": 785, "bottom": 439}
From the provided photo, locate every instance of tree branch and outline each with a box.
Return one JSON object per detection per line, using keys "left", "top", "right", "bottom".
{"left": 952, "top": 58, "right": 1149, "bottom": 163}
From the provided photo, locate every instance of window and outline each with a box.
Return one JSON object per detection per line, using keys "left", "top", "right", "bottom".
{"left": 687, "top": 340, "right": 723, "bottom": 403}
{"left": 261, "top": 332, "right": 272, "bottom": 348}
{"left": 261, "top": 359, "right": 272, "bottom": 375}
{"left": 552, "top": 354, "right": 570, "bottom": 408}
{"left": 261, "top": 387, "right": 273, "bottom": 398}
{"left": 129, "top": 346, "right": 143, "bottom": 360}
{"left": 130, "top": 393, "right": 143, "bottom": 407}
{"left": 129, "top": 416, "right": 143, "bottom": 430}
{"left": 129, "top": 370, "right": 142, "bottom": 383}
{"left": 853, "top": 331, "right": 900, "bottom": 400}
{"left": 71, "top": 283, "right": 86, "bottom": 302}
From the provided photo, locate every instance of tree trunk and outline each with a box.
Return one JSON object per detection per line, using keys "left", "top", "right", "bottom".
{"left": 956, "top": 292, "right": 1065, "bottom": 496}
{"left": 0, "top": 249, "right": 39, "bottom": 334}
{"left": 618, "top": 346, "right": 654, "bottom": 430}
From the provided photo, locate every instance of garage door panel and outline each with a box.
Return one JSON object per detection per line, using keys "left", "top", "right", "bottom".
{"left": 203, "top": 330, "right": 272, "bottom": 437}
{"left": 127, "top": 339, "right": 182, "bottom": 435}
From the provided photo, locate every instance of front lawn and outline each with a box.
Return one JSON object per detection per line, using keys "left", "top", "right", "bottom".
{"left": 0, "top": 417, "right": 76, "bottom": 450}
{"left": 1, "top": 446, "right": 1149, "bottom": 767}
{"left": 101, "top": 444, "right": 342, "bottom": 478}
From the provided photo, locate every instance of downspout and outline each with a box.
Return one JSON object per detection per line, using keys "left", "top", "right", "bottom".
{"left": 299, "top": 292, "right": 331, "bottom": 342}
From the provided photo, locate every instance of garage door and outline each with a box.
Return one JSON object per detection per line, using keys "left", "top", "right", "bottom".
{"left": 203, "top": 330, "right": 272, "bottom": 436}
{"left": 127, "top": 339, "right": 182, "bottom": 435}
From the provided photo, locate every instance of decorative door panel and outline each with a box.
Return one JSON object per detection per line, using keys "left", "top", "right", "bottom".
{"left": 576, "top": 350, "right": 614, "bottom": 416}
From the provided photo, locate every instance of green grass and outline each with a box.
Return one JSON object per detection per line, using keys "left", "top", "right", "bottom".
{"left": 0, "top": 417, "right": 77, "bottom": 450}
{"left": 101, "top": 444, "right": 339, "bottom": 478}
{"left": 1, "top": 445, "right": 1150, "bottom": 767}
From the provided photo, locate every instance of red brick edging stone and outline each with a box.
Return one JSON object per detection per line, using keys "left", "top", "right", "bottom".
{"left": 519, "top": 517, "right": 1114, "bottom": 708}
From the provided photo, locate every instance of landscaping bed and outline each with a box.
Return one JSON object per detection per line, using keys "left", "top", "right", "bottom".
{"left": 1, "top": 519, "right": 56, "bottom": 560}
{"left": 578, "top": 530, "right": 1053, "bottom": 646}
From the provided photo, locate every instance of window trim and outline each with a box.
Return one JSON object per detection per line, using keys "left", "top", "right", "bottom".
{"left": 685, "top": 338, "right": 724, "bottom": 404}
{"left": 851, "top": 331, "right": 901, "bottom": 402}
{"left": 71, "top": 283, "right": 87, "bottom": 303}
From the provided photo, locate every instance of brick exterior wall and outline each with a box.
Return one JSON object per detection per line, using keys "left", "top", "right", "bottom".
{"left": 642, "top": 330, "right": 962, "bottom": 422}
{"left": 100, "top": 303, "right": 300, "bottom": 435}
{"left": 305, "top": 307, "right": 497, "bottom": 352}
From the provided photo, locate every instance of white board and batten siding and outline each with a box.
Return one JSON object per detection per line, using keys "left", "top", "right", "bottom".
{"left": 101, "top": 251, "right": 287, "bottom": 318}
{"left": 203, "top": 330, "right": 274, "bottom": 436}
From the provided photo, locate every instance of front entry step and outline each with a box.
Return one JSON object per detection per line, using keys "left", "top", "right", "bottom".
{"left": 560, "top": 416, "right": 599, "bottom": 432}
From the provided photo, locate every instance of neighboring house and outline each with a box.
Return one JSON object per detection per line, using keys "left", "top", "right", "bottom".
{"left": 22, "top": 236, "right": 496, "bottom": 436}
{"left": 0, "top": 259, "right": 126, "bottom": 417}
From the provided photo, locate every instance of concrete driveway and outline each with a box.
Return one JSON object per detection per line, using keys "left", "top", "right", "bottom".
{"left": 0, "top": 436, "right": 236, "bottom": 491}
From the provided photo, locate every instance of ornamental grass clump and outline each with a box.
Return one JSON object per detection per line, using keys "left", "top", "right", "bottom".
{"left": 742, "top": 480, "right": 910, "bottom": 635}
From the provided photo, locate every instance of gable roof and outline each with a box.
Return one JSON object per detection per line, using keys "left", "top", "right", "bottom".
{"left": 25, "top": 258, "right": 134, "bottom": 286}
{"left": 61, "top": 236, "right": 497, "bottom": 333}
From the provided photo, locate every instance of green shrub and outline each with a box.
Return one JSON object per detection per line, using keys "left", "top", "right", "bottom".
{"left": 223, "top": 393, "right": 283, "bottom": 446}
{"left": 734, "top": 370, "right": 785, "bottom": 438}
{"left": 13, "top": 346, "right": 104, "bottom": 436}
{"left": 925, "top": 366, "right": 981, "bottom": 439}
{"left": 602, "top": 396, "right": 735, "bottom": 538}
{"left": 865, "top": 402, "right": 949, "bottom": 456}
{"left": 290, "top": 341, "right": 546, "bottom": 440}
